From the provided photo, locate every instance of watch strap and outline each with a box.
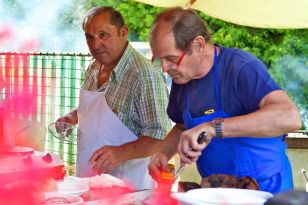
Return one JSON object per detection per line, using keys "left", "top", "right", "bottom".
{"left": 212, "top": 118, "right": 224, "bottom": 139}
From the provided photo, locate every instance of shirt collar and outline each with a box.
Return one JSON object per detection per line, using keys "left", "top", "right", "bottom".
{"left": 110, "top": 42, "right": 134, "bottom": 82}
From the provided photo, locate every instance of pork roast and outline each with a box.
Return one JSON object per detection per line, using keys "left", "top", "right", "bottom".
{"left": 179, "top": 174, "right": 259, "bottom": 192}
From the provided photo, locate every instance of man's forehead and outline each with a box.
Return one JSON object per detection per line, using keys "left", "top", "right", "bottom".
{"left": 152, "top": 22, "right": 175, "bottom": 41}
{"left": 151, "top": 33, "right": 179, "bottom": 58}
{"left": 154, "top": 21, "right": 172, "bottom": 34}
{"left": 84, "top": 12, "right": 114, "bottom": 31}
{"left": 153, "top": 31, "right": 175, "bottom": 47}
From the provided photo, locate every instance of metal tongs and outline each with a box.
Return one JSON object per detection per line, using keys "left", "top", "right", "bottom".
{"left": 301, "top": 169, "right": 308, "bottom": 183}
{"left": 169, "top": 131, "right": 208, "bottom": 187}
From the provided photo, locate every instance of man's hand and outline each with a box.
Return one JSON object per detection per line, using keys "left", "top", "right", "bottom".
{"left": 56, "top": 116, "right": 74, "bottom": 124}
{"left": 88, "top": 145, "right": 124, "bottom": 174}
{"left": 148, "top": 152, "right": 171, "bottom": 182}
{"left": 177, "top": 123, "right": 213, "bottom": 164}
{"left": 56, "top": 109, "right": 78, "bottom": 125}
{"left": 56, "top": 115, "right": 76, "bottom": 125}
{"left": 54, "top": 110, "right": 78, "bottom": 138}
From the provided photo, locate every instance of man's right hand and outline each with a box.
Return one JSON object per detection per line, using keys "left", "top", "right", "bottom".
{"left": 148, "top": 152, "right": 171, "bottom": 182}
{"left": 56, "top": 116, "right": 75, "bottom": 125}
{"left": 55, "top": 111, "right": 78, "bottom": 136}
{"left": 56, "top": 110, "right": 78, "bottom": 125}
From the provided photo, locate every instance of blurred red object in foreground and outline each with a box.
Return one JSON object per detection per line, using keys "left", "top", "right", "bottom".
{"left": 19, "top": 39, "right": 40, "bottom": 52}
{"left": 0, "top": 179, "right": 50, "bottom": 205}
{"left": 0, "top": 26, "right": 14, "bottom": 46}
{"left": 144, "top": 164, "right": 178, "bottom": 205}
{"left": 0, "top": 77, "right": 4, "bottom": 90}
{"left": 143, "top": 180, "right": 178, "bottom": 205}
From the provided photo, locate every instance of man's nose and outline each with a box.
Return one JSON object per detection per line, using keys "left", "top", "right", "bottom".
{"left": 92, "top": 37, "right": 102, "bottom": 49}
{"left": 161, "top": 61, "right": 169, "bottom": 73}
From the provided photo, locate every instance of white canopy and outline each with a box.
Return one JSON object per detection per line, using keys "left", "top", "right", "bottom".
{"left": 134, "top": 0, "right": 308, "bottom": 29}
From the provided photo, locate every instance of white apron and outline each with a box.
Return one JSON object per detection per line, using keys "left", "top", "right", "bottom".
{"left": 76, "top": 89, "right": 154, "bottom": 190}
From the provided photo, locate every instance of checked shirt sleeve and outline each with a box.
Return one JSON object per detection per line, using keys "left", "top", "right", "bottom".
{"left": 135, "top": 66, "right": 172, "bottom": 140}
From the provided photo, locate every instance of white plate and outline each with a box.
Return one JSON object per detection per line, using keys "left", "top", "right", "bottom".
{"left": 47, "top": 178, "right": 90, "bottom": 196}
{"left": 171, "top": 188, "right": 273, "bottom": 205}
{"left": 44, "top": 192, "right": 83, "bottom": 205}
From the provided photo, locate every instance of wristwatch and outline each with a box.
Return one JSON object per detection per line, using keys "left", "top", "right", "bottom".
{"left": 212, "top": 118, "right": 224, "bottom": 139}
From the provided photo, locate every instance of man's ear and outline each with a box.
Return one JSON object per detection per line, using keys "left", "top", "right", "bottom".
{"left": 192, "top": 36, "right": 206, "bottom": 53}
{"left": 120, "top": 26, "right": 128, "bottom": 38}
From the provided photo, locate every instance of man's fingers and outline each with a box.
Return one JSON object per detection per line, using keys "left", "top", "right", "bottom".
{"left": 184, "top": 148, "right": 202, "bottom": 158}
{"left": 149, "top": 154, "right": 171, "bottom": 182}
{"left": 177, "top": 137, "right": 193, "bottom": 163}
{"left": 99, "top": 158, "right": 112, "bottom": 174}
{"left": 93, "top": 156, "right": 109, "bottom": 173}
{"left": 190, "top": 140, "right": 208, "bottom": 151}
{"left": 149, "top": 163, "right": 161, "bottom": 181}
{"left": 179, "top": 152, "right": 193, "bottom": 164}
{"left": 105, "top": 161, "right": 114, "bottom": 173}
{"left": 89, "top": 149, "right": 104, "bottom": 165}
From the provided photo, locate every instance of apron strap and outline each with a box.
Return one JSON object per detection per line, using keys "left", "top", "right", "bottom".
{"left": 213, "top": 46, "right": 222, "bottom": 110}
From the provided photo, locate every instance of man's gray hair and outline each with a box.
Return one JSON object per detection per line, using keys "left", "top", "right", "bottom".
{"left": 151, "top": 7, "right": 212, "bottom": 51}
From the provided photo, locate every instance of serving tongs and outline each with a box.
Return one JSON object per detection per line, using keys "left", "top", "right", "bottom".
{"left": 169, "top": 131, "right": 208, "bottom": 188}
{"left": 301, "top": 169, "right": 308, "bottom": 183}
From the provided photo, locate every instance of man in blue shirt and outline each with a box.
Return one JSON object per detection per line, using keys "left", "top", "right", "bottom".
{"left": 148, "top": 7, "right": 302, "bottom": 194}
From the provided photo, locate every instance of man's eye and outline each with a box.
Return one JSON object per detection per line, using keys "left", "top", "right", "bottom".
{"left": 99, "top": 32, "right": 109, "bottom": 39}
{"left": 166, "top": 57, "right": 177, "bottom": 64}
{"left": 85, "top": 34, "right": 93, "bottom": 41}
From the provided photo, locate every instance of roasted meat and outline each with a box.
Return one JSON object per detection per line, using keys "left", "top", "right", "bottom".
{"left": 201, "top": 174, "right": 238, "bottom": 188}
{"left": 236, "top": 176, "right": 259, "bottom": 190}
{"left": 179, "top": 174, "right": 259, "bottom": 192}
{"left": 178, "top": 182, "right": 201, "bottom": 192}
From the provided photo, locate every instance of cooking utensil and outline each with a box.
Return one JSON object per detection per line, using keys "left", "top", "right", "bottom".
{"left": 301, "top": 169, "right": 308, "bottom": 192}
{"left": 169, "top": 131, "right": 208, "bottom": 188}
{"left": 301, "top": 169, "right": 308, "bottom": 183}
{"left": 171, "top": 162, "right": 185, "bottom": 186}
{"left": 48, "top": 122, "right": 81, "bottom": 142}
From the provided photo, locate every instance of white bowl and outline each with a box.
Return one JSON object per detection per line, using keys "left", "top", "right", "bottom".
{"left": 171, "top": 188, "right": 273, "bottom": 205}
{"left": 44, "top": 193, "right": 83, "bottom": 205}
{"left": 46, "top": 178, "right": 89, "bottom": 196}
{"left": 56, "top": 180, "right": 89, "bottom": 195}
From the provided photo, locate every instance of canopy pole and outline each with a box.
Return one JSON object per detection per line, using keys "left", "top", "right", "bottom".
{"left": 185, "top": 0, "right": 197, "bottom": 8}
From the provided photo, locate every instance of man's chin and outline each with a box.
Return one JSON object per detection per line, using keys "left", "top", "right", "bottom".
{"left": 95, "top": 56, "right": 109, "bottom": 65}
{"left": 172, "top": 77, "right": 189, "bottom": 84}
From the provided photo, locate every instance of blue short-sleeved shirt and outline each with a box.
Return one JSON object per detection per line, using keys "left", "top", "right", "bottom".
{"left": 167, "top": 45, "right": 281, "bottom": 123}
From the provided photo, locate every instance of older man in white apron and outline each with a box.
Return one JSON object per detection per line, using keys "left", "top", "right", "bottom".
{"left": 77, "top": 82, "right": 155, "bottom": 190}
{"left": 57, "top": 7, "right": 171, "bottom": 190}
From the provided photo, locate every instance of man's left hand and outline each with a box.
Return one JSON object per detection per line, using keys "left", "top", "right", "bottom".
{"left": 177, "top": 123, "right": 213, "bottom": 164}
{"left": 88, "top": 145, "right": 124, "bottom": 174}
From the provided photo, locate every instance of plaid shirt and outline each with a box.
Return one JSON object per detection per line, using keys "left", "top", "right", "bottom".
{"left": 81, "top": 43, "right": 171, "bottom": 139}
